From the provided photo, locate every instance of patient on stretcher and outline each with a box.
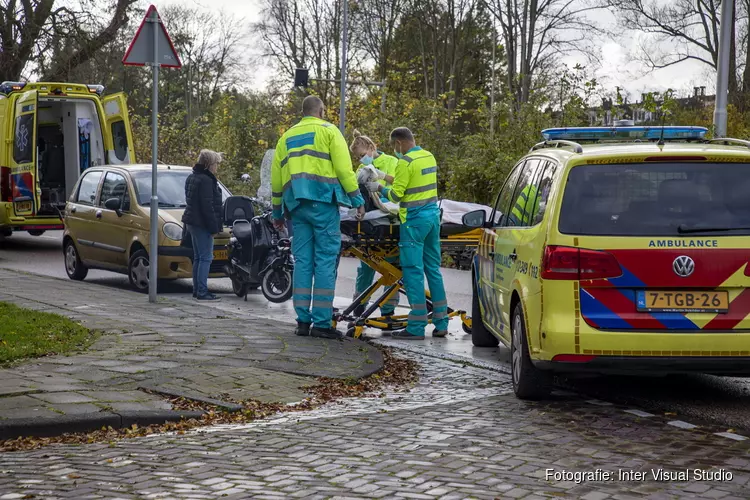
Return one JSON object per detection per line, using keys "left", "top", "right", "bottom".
{"left": 339, "top": 179, "right": 495, "bottom": 238}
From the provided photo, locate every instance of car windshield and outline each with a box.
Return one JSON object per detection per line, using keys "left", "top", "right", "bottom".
{"left": 559, "top": 162, "right": 750, "bottom": 236}
{"left": 131, "top": 170, "right": 231, "bottom": 207}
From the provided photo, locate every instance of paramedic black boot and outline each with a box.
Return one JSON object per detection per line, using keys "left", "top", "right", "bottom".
{"left": 311, "top": 327, "right": 343, "bottom": 340}
{"left": 295, "top": 322, "right": 311, "bottom": 337}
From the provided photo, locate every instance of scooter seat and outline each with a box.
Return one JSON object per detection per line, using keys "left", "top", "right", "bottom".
{"left": 232, "top": 221, "right": 253, "bottom": 240}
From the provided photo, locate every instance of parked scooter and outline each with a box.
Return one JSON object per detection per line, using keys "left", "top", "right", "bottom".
{"left": 223, "top": 196, "right": 294, "bottom": 303}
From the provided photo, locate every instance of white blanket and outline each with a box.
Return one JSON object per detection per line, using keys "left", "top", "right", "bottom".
{"left": 340, "top": 199, "right": 494, "bottom": 224}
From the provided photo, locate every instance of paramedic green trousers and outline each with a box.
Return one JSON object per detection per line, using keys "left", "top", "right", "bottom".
{"left": 354, "top": 259, "right": 398, "bottom": 315}
{"left": 291, "top": 200, "right": 340, "bottom": 329}
{"left": 400, "top": 215, "right": 449, "bottom": 336}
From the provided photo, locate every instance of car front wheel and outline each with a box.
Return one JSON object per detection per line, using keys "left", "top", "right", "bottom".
{"left": 510, "top": 302, "right": 552, "bottom": 400}
{"left": 128, "top": 249, "right": 150, "bottom": 293}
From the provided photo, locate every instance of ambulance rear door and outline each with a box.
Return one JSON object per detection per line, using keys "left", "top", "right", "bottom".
{"left": 102, "top": 93, "right": 135, "bottom": 164}
{"left": 10, "top": 90, "right": 39, "bottom": 216}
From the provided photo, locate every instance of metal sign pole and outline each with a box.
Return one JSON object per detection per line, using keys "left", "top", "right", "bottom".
{"left": 149, "top": 17, "right": 159, "bottom": 303}
{"left": 122, "top": 5, "right": 181, "bottom": 304}
{"left": 339, "top": 0, "right": 348, "bottom": 135}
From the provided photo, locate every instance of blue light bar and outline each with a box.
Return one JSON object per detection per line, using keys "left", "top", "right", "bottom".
{"left": 541, "top": 126, "right": 708, "bottom": 142}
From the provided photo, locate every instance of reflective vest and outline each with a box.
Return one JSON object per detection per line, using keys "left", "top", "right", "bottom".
{"left": 372, "top": 152, "right": 398, "bottom": 187}
{"left": 385, "top": 147, "right": 439, "bottom": 223}
{"left": 509, "top": 185, "right": 539, "bottom": 226}
{"left": 271, "top": 117, "right": 361, "bottom": 219}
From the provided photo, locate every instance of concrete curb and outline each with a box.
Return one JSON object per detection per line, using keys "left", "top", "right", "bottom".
{"left": 0, "top": 410, "right": 206, "bottom": 441}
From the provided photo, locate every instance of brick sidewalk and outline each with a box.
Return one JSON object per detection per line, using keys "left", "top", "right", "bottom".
{"left": 0, "top": 269, "right": 382, "bottom": 438}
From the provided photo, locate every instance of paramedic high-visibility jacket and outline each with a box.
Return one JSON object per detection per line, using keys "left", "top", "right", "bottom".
{"left": 509, "top": 184, "right": 539, "bottom": 226}
{"left": 381, "top": 146, "right": 448, "bottom": 337}
{"left": 381, "top": 147, "right": 439, "bottom": 223}
{"left": 271, "top": 116, "right": 364, "bottom": 219}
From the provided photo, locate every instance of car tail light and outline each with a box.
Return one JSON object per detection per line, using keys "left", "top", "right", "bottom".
{"left": 0, "top": 167, "right": 10, "bottom": 202}
{"left": 552, "top": 354, "right": 597, "bottom": 363}
{"left": 541, "top": 246, "right": 622, "bottom": 280}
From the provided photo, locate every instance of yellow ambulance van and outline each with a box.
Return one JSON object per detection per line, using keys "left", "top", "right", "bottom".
{"left": 0, "top": 81, "right": 135, "bottom": 236}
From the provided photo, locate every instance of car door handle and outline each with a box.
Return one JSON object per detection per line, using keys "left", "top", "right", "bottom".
{"left": 95, "top": 210, "right": 102, "bottom": 219}
{"left": 71, "top": 207, "right": 76, "bottom": 213}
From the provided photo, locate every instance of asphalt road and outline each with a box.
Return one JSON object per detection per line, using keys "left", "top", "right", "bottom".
{"left": 1, "top": 230, "right": 748, "bottom": 434}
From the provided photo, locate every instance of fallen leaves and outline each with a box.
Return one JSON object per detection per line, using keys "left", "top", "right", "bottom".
{"left": 0, "top": 346, "right": 419, "bottom": 452}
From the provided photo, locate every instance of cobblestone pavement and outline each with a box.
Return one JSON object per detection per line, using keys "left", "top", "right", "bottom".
{"left": 0, "top": 350, "right": 748, "bottom": 499}
{"left": 0, "top": 270, "right": 381, "bottom": 434}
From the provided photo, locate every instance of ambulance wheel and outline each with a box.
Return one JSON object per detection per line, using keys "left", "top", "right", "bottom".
{"left": 261, "top": 268, "right": 293, "bottom": 303}
{"left": 64, "top": 239, "right": 88, "bottom": 281}
{"left": 471, "top": 271, "right": 498, "bottom": 347}
{"left": 462, "top": 321, "right": 472, "bottom": 334}
{"left": 128, "top": 249, "right": 151, "bottom": 293}
{"left": 510, "top": 302, "right": 552, "bottom": 400}
{"left": 0, "top": 229, "right": 12, "bottom": 238}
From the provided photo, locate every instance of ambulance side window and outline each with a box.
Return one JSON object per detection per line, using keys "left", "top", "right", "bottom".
{"left": 504, "top": 158, "right": 542, "bottom": 228}
{"left": 530, "top": 161, "right": 557, "bottom": 226}
{"left": 491, "top": 164, "right": 523, "bottom": 228}
{"left": 111, "top": 121, "right": 128, "bottom": 161}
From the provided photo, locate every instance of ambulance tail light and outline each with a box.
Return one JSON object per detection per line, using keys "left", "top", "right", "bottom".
{"left": 541, "top": 246, "right": 622, "bottom": 280}
{"left": 0, "top": 167, "right": 10, "bottom": 202}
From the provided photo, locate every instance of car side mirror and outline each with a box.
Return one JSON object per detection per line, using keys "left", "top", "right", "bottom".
{"left": 104, "top": 197, "right": 122, "bottom": 216}
{"left": 462, "top": 209, "right": 487, "bottom": 228}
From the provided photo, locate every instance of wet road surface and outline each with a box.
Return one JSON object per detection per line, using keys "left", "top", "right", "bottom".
{"left": 0, "top": 231, "right": 749, "bottom": 436}
{"left": 0, "top": 349, "right": 748, "bottom": 499}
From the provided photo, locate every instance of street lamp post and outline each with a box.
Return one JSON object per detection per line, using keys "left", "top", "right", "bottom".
{"left": 339, "top": 0, "right": 349, "bottom": 135}
{"left": 713, "top": 0, "right": 734, "bottom": 137}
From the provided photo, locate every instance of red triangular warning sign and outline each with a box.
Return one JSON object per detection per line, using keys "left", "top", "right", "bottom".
{"left": 122, "top": 5, "right": 182, "bottom": 68}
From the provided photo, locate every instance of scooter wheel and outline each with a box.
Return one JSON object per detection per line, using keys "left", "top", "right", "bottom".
{"left": 261, "top": 268, "right": 293, "bottom": 303}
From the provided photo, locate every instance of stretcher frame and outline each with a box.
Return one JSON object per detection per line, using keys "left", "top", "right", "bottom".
{"left": 334, "top": 220, "right": 474, "bottom": 338}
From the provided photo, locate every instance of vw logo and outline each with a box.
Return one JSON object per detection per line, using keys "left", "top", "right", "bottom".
{"left": 673, "top": 255, "right": 695, "bottom": 278}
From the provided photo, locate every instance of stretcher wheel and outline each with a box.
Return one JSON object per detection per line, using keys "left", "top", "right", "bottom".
{"left": 462, "top": 320, "right": 472, "bottom": 334}
{"left": 346, "top": 327, "right": 355, "bottom": 338}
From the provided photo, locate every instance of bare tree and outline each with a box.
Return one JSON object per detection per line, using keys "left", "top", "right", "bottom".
{"left": 255, "top": 0, "right": 361, "bottom": 102}
{"left": 351, "top": 0, "right": 405, "bottom": 80}
{"left": 485, "top": 0, "right": 603, "bottom": 108}
{"left": 0, "top": 0, "right": 139, "bottom": 82}
{"left": 604, "top": 0, "right": 743, "bottom": 96}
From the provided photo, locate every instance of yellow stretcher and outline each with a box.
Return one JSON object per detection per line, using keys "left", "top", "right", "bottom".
{"left": 335, "top": 217, "right": 476, "bottom": 338}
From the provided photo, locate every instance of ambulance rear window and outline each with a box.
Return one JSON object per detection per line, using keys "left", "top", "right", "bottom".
{"left": 558, "top": 162, "right": 750, "bottom": 236}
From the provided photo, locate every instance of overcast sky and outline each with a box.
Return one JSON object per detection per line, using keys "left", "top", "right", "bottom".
{"left": 159, "top": 0, "right": 716, "bottom": 102}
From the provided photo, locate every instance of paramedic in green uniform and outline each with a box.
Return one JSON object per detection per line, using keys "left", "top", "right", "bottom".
{"left": 271, "top": 96, "right": 365, "bottom": 339}
{"left": 349, "top": 131, "right": 400, "bottom": 318}
{"left": 366, "top": 127, "right": 449, "bottom": 339}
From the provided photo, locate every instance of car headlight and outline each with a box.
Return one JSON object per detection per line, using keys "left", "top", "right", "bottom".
{"left": 163, "top": 222, "right": 183, "bottom": 241}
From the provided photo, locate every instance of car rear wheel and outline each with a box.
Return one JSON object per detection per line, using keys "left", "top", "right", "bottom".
{"left": 471, "top": 271, "right": 498, "bottom": 347}
{"left": 510, "top": 302, "right": 552, "bottom": 400}
{"left": 128, "top": 249, "right": 150, "bottom": 293}
{"left": 64, "top": 240, "right": 88, "bottom": 281}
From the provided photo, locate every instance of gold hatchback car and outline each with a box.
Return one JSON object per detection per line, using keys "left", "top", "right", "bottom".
{"left": 62, "top": 164, "right": 231, "bottom": 292}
